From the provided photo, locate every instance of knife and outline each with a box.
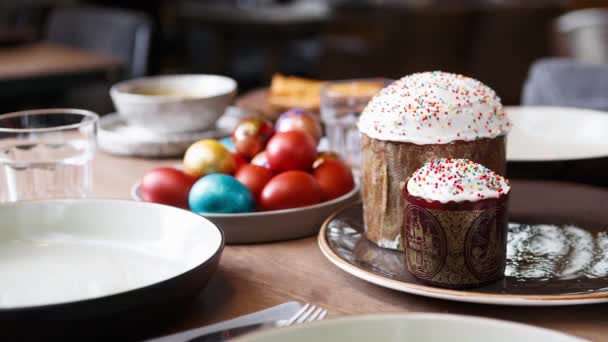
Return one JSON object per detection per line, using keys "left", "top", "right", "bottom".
{"left": 144, "top": 302, "right": 303, "bottom": 342}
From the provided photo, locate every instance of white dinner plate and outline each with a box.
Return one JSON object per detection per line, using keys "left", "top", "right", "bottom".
{"left": 0, "top": 199, "right": 223, "bottom": 323}
{"left": 506, "top": 106, "right": 608, "bottom": 161}
{"left": 235, "top": 313, "right": 586, "bottom": 342}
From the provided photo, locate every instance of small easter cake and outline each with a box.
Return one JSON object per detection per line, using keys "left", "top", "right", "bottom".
{"left": 402, "top": 158, "right": 510, "bottom": 289}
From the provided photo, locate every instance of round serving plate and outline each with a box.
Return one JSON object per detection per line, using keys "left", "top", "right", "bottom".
{"left": 98, "top": 106, "right": 247, "bottom": 158}
{"left": 506, "top": 106, "right": 608, "bottom": 162}
{"left": 98, "top": 113, "right": 228, "bottom": 157}
{"left": 0, "top": 199, "right": 224, "bottom": 338}
{"left": 132, "top": 181, "right": 360, "bottom": 244}
{"left": 318, "top": 180, "right": 608, "bottom": 306}
{"left": 235, "top": 313, "right": 586, "bottom": 342}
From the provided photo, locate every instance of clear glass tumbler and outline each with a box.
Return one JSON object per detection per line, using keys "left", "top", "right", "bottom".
{"left": 0, "top": 109, "right": 98, "bottom": 202}
{"left": 320, "top": 79, "right": 390, "bottom": 173}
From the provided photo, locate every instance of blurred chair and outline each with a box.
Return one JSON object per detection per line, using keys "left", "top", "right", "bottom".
{"left": 0, "top": 3, "right": 45, "bottom": 45}
{"left": 522, "top": 57, "right": 608, "bottom": 111}
{"left": 43, "top": 5, "right": 152, "bottom": 114}
{"left": 554, "top": 8, "right": 608, "bottom": 64}
{"left": 45, "top": 5, "right": 152, "bottom": 78}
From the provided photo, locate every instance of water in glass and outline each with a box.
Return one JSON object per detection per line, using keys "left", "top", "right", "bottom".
{"left": 0, "top": 109, "right": 98, "bottom": 202}
{"left": 320, "top": 79, "right": 389, "bottom": 172}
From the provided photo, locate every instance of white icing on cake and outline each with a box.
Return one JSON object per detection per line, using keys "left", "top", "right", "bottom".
{"left": 406, "top": 158, "right": 510, "bottom": 203}
{"left": 358, "top": 71, "right": 511, "bottom": 144}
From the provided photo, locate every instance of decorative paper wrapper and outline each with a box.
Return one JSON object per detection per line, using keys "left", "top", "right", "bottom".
{"left": 360, "top": 133, "right": 506, "bottom": 251}
{"left": 402, "top": 186, "right": 509, "bottom": 289}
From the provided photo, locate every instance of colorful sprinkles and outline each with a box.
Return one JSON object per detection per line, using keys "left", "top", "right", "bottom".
{"left": 407, "top": 158, "right": 510, "bottom": 203}
{"left": 358, "top": 71, "right": 512, "bottom": 144}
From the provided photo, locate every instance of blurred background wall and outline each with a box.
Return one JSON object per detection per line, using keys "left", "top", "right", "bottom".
{"left": 1, "top": 0, "right": 607, "bottom": 112}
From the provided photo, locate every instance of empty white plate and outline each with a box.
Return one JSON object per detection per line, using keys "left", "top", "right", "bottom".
{"left": 235, "top": 314, "right": 586, "bottom": 342}
{"left": 0, "top": 199, "right": 223, "bottom": 314}
{"left": 506, "top": 106, "right": 608, "bottom": 161}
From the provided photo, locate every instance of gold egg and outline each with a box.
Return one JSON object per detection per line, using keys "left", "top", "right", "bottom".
{"left": 183, "top": 139, "right": 235, "bottom": 178}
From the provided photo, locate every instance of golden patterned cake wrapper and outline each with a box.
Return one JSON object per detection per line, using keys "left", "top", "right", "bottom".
{"left": 360, "top": 134, "right": 506, "bottom": 251}
{"left": 402, "top": 191, "right": 509, "bottom": 289}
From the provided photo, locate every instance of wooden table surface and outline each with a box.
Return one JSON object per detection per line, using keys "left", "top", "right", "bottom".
{"left": 0, "top": 42, "right": 121, "bottom": 81}
{"left": 93, "top": 152, "right": 608, "bottom": 341}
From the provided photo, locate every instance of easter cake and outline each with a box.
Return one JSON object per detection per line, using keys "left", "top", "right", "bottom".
{"left": 402, "top": 158, "right": 510, "bottom": 288}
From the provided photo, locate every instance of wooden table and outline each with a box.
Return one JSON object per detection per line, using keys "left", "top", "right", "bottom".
{"left": 94, "top": 152, "right": 608, "bottom": 341}
{"left": 0, "top": 43, "right": 122, "bottom": 97}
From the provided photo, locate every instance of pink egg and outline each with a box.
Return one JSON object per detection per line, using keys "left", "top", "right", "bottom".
{"left": 275, "top": 109, "right": 322, "bottom": 143}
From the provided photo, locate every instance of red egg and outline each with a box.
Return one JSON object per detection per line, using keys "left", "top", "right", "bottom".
{"left": 235, "top": 164, "right": 274, "bottom": 200}
{"left": 275, "top": 109, "right": 322, "bottom": 143}
{"left": 231, "top": 116, "right": 275, "bottom": 159}
{"left": 140, "top": 167, "right": 198, "bottom": 209}
{"left": 232, "top": 153, "right": 247, "bottom": 173}
{"left": 266, "top": 131, "right": 317, "bottom": 172}
{"left": 313, "top": 159, "right": 354, "bottom": 201}
{"left": 260, "top": 171, "right": 322, "bottom": 210}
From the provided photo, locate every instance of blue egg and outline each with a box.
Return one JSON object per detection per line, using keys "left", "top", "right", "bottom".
{"left": 189, "top": 174, "right": 254, "bottom": 214}
{"left": 219, "top": 136, "right": 236, "bottom": 153}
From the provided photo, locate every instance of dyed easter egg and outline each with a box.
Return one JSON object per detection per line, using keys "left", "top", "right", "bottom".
{"left": 140, "top": 167, "right": 198, "bottom": 209}
{"left": 232, "top": 153, "right": 247, "bottom": 172}
{"left": 183, "top": 139, "right": 235, "bottom": 178}
{"left": 219, "top": 136, "right": 236, "bottom": 153}
{"left": 266, "top": 131, "right": 317, "bottom": 172}
{"left": 235, "top": 163, "right": 273, "bottom": 200}
{"left": 312, "top": 151, "right": 341, "bottom": 169}
{"left": 189, "top": 174, "right": 254, "bottom": 214}
{"left": 275, "top": 109, "right": 322, "bottom": 143}
{"left": 231, "top": 116, "right": 274, "bottom": 159}
{"left": 260, "top": 171, "right": 322, "bottom": 210}
{"left": 313, "top": 159, "right": 354, "bottom": 201}
{"left": 251, "top": 151, "right": 271, "bottom": 169}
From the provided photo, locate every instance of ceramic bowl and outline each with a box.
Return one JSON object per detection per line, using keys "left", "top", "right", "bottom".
{"left": 110, "top": 74, "right": 237, "bottom": 133}
{"left": 235, "top": 314, "right": 586, "bottom": 342}
{"left": 0, "top": 199, "right": 223, "bottom": 322}
{"left": 132, "top": 181, "right": 360, "bottom": 244}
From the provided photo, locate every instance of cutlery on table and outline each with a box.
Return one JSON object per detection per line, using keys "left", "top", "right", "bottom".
{"left": 146, "top": 302, "right": 327, "bottom": 342}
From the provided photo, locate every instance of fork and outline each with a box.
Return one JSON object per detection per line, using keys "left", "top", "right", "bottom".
{"left": 187, "top": 304, "right": 327, "bottom": 341}
{"left": 275, "top": 303, "right": 328, "bottom": 327}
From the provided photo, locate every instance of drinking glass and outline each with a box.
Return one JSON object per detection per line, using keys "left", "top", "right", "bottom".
{"left": 0, "top": 109, "right": 98, "bottom": 202}
{"left": 320, "top": 79, "right": 390, "bottom": 173}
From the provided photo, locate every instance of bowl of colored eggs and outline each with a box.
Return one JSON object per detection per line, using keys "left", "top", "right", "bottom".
{"left": 132, "top": 109, "right": 360, "bottom": 243}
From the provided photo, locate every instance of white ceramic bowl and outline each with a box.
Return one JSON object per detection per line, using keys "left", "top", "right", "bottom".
{"left": 132, "top": 181, "right": 360, "bottom": 244}
{"left": 0, "top": 199, "right": 223, "bottom": 313}
{"left": 110, "top": 74, "right": 237, "bottom": 133}
{"left": 235, "top": 314, "right": 587, "bottom": 342}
